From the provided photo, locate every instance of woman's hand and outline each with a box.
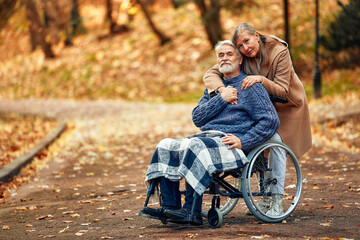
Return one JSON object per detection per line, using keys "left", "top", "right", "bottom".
{"left": 222, "top": 134, "right": 242, "bottom": 150}
{"left": 220, "top": 86, "right": 238, "bottom": 104}
{"left": 241, "top": 75, "right": 263, "bottom": 90}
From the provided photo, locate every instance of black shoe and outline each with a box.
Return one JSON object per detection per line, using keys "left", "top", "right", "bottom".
{"left": 141, "top": 206, "right": 178, "bottom": 219}
{"left": 164, "top": 207, "right": 203, "bottom": 225}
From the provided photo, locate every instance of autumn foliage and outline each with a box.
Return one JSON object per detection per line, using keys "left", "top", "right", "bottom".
{"left": 0, "top": 0, "right": 359, "bottom": 102}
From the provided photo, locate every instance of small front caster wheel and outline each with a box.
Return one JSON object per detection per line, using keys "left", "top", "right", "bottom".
{"left": 207, "top": 208, "right": 223, "bottom": 228}
{"left": 161, "top": 219, "right": 167, "bottom": 224}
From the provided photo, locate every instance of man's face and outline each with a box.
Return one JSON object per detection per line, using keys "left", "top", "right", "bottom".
{"left": 217, "top": 44, "right": 241, "bottom": 74}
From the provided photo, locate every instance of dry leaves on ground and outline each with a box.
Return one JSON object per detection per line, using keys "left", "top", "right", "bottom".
{"left": 0, "top": 113, "right": 57, "bottom": 168}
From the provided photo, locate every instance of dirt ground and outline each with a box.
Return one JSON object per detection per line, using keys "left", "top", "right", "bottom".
{"left": 0, "top": 99, "right": 359, "bottom": 240}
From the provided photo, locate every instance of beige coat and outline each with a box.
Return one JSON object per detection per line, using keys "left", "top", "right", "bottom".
{"left": 203, "top": 35, "right": 312, "bottom": 158}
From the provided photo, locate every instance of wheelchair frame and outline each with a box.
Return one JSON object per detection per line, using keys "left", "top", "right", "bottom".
{"left": 141, "top": 140, "right": 302, "bottom": 228}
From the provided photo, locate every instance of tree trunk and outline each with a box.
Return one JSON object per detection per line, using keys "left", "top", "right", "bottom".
{"left": 24, "top": 0, "right": 55, "bottom": 58}
{"left": 0, "top": 0, "right": 19, "bottom": 30}
{"left": 106, "top": 0, "right": 117, "bottom": 33}
{"left": 194, "top": 0, "right": 222, "bottom": 48}
{"left": 136, "top": 0, "right": 171, "bottom": 45}
{"left": 66, "top": 0, "right": 83, "bottom": 45}
{"left": 105, "top": 0, "right": 129, "bottom": 35}
{"left": 70, "top": 0, "right": 84, "bottom": 37}
{"left": 106, "top": 0, "right": 113, "bottom": 22}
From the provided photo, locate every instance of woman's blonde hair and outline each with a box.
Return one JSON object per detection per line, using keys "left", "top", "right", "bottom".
{"left": 231, "top": 23, "right": 268, "bottom": 74}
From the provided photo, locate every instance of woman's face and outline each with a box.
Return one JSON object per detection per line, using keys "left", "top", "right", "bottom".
{"left": 235, "top": 31, "right": 260, "bottom": 58}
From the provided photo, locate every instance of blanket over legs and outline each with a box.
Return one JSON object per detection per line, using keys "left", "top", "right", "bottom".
{"left": 145, "top": 130, "right": 249, "bottom": 195}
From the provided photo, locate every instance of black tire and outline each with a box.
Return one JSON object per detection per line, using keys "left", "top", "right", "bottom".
{"left": 242, "top": 140, "right": 302, "bottom": 223}
{"left": 201, "top": 176, "right": 240, "bottom": 218}
{"left": 207, "top": 208, "right": 223, "bottom": 228}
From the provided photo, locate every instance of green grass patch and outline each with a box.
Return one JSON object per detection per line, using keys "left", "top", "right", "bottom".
{"left": 61, "top": 70, "right": 72, "bottom": 82}
{"left": 165, "top": 89, "right": 204, "bottom": 103}
{"left": 304, "top": 74, "right": 360, "bottom": 100}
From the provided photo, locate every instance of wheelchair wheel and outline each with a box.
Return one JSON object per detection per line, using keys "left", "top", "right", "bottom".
{"left": 207, "top": 208, "right": 223, "bottom": 228}
{"left": 242, "top": 140, "right": 302, "bottom": 223}
{"left": 201, "top": 175, "right": 240, "bottom": 218}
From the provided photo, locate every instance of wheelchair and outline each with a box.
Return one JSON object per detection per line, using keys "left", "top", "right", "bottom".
{"left": 140, "top": 140, "right": 302, "bottom": 228}
{"left": 140, "top": 95, "right": 302, "bottom": 227}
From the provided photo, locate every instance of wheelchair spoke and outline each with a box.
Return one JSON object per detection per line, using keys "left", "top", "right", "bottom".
{"left": 242, "top": 141, "right": 302, "bottom": 223}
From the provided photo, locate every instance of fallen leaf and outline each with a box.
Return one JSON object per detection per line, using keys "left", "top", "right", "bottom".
{"left": 62, "top": 211, "right": 74, "bottom": 215}
{"left": 321, "top": 205, "right": 334, "bottom": 209}
{"left": 36, "top": 215, "right": 53, "bottom": 220}
{"left": 320, "top": 222, "right": 331, "bottom": 226}
{"left": 59, "top": 226, "right": 69, "bottom": 233}
{"left": 187, "top": 233, "right": 196, "bottom": 239}
{"left": 97, "top": 206, "right": 108, "bottom": 210}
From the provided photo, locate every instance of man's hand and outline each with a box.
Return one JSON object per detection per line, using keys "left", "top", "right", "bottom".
{"left": 220, "top": 86, "right": 238, "bottom": 104}
{"left": 222, "top": 134, "right": 242, "bottom": 150}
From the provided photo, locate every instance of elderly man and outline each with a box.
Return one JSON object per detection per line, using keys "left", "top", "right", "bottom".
{"left": 140, "top": 40, "right": 279, "bottom": 225}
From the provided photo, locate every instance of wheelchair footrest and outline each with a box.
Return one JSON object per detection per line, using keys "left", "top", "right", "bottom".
{"left": 139, "top": 210, "right": 167, "bottom": 222}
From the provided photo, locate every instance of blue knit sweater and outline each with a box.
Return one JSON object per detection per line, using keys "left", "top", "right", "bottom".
{"left": 192, "top": 71, "right": 280, "bottom": 154}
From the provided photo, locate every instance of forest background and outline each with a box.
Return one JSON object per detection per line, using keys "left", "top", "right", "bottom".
{"left": 0, "top": 0, "right": 359, "bottom": 103}
{"left": 0, "top": 2, "right": 360, "bottom": 237}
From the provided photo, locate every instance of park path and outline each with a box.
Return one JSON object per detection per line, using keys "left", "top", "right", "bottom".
{"left": 0, "top": 98, "right": 359, "bottom": 239}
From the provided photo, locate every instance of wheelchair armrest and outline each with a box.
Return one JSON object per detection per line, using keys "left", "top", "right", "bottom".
{"left": 269, "top": 94, "right": 289, "bottom": 104}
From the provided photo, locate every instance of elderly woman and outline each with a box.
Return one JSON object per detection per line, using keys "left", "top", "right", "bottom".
{"left": 203, "top": 23, "right": 312, "bottom": 216}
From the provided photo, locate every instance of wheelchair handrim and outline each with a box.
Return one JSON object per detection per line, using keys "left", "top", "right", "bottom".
{"left": 245, "top": 141, "right": 303, "bottom": 220}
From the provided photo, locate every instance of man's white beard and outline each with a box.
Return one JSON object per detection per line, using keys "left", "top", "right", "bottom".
{"left": 219, "top": 61, "right": 239, "bottom": 74}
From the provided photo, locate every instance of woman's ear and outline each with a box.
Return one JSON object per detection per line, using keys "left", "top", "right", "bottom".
{"left": 255, "top": 31, "right": 260, "bottom": 41}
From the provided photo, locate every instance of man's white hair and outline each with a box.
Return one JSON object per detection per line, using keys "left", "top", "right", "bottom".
{"left": 215, "top": 40, "right": 242, "bottom": 58}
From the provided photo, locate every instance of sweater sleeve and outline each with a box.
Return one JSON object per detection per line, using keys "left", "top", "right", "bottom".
{"left": 203, "top": 64, "right": 225, "bottom": 93}
{"left": 192, "top": 89, "right": 228, "bottom": 128}
{"left": 239, "top": 84, "right": 280, "bottom": 152}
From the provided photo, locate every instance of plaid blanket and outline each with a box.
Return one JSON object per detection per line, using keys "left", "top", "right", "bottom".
{"left": 145, "top": 130, "right": 249, "bottom": 195}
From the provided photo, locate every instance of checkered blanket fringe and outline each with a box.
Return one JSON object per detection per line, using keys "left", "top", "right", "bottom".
{"left": 145, "top": 130, "right": 249, "bottom": 195}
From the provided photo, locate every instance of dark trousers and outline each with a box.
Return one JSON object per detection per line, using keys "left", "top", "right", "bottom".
{"left": 159, "top": 177, "right": 203, "bottom": 212}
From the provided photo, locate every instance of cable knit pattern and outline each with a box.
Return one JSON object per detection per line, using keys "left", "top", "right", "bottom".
{"left": 192, "top": 71, "right": 280, "bottom": 153}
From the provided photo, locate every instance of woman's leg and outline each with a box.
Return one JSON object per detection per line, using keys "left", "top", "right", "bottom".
{"left": 269, "top": 133, "right": 287, "bottom": 195}
{"left": 267, "top": 132, "right": 286, "bottom": 215}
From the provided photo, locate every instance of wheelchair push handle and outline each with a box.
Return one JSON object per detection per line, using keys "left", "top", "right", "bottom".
{"left": 269, "top": 94, "right": 289, "bottom": 104}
